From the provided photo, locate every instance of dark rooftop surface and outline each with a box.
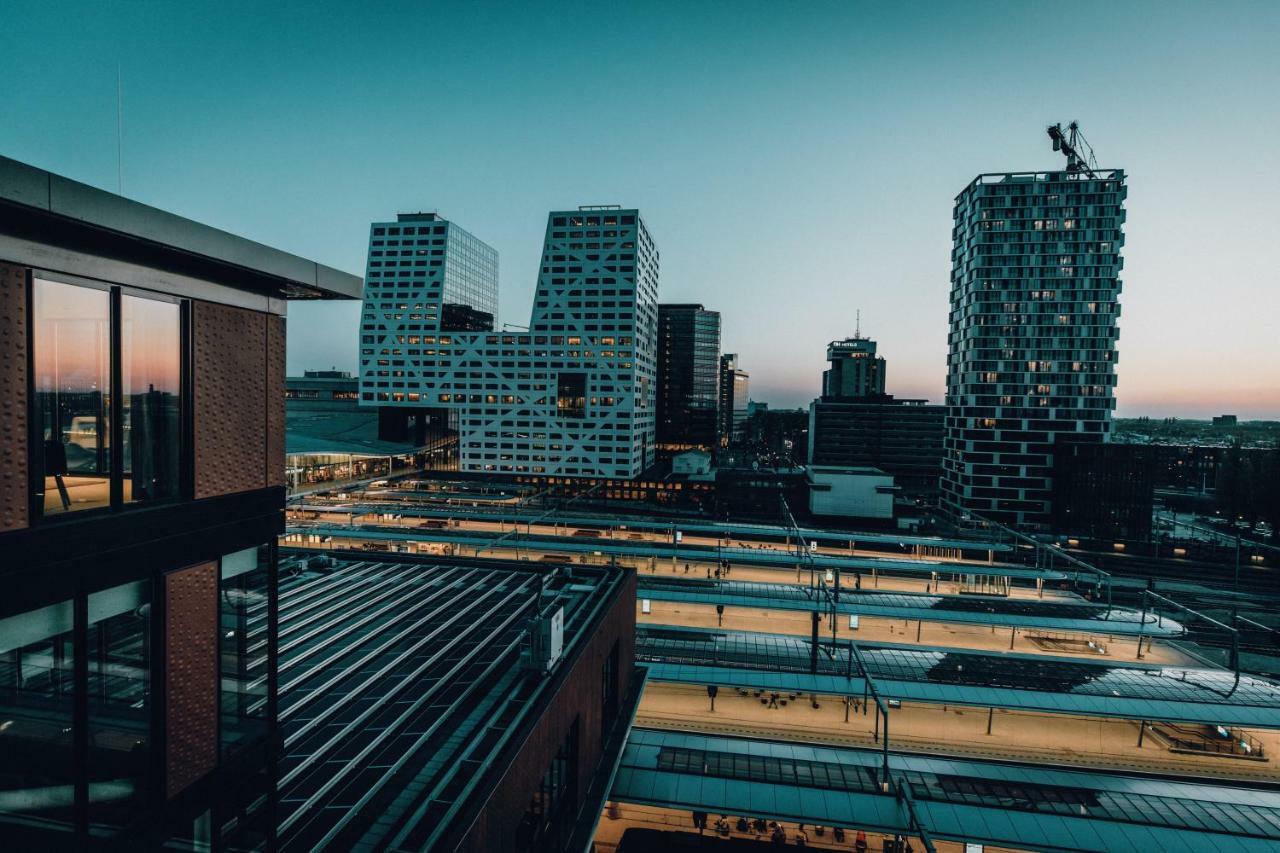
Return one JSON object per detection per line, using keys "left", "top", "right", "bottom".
{"left": 286, "top": 411, "right": 424, "bottom": 457}
{"left": 273, "top": 550, "right": 624, "bottom": 851}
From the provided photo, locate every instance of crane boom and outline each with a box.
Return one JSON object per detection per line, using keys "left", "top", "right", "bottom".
{"left": 1047, "top": 121, "right": 1098, "bottom": 179}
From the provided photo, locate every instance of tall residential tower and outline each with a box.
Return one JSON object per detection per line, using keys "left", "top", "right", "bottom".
{"left": 942, "top": 167, "right": 1127, "bottom": 527}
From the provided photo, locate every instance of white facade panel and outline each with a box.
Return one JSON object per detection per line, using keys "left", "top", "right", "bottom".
{"left": 358, "top": 208, "right": 658, "bottom": 479}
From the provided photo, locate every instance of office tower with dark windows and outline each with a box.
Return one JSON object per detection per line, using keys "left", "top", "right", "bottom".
{"left": 942, "top": 168, "right": 1127, "bottom": 527}
{"left": 718, "top": 353, "right": 749, "bottom": 447}
{"left": 809, "top": 399, "right": 945, "bottom": 497}
{"left": 1051, "top": 441, "right": 1154, "bottom": 542}
{"left": 360, "top": 206, "right": 658, "bottom": 478}
{"left": 808, "top": 334, "right": 944, "bottom": 496}
{"left": 822, "top": 334, "right": 885, "bottom": 398}
{"left": 656, "top": 303, "right": 720, "bottom": 453}
{"left": 0, "top": 156, "right": 360, "bottom": 848}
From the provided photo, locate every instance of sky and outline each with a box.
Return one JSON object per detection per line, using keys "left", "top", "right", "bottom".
{"left": 4, "top": 0, "right": 1278, "bottom": 419}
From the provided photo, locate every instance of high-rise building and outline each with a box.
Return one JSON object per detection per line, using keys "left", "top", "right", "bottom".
{"left": 358, "top": 211, "right": 499, "bottom": 383}
{"left": 718, "top": 353, "right": 749, "bottom": 446}
{"left": 808, "top": 333, "right": 944, "bottom": 496}
{"left": 360, "top": 206, "right": 658, "bottom": 478}
{"left": 0, "top": 155, "right": 361, "bottom": 848}
{"left": 822, "top": 334, "right": 885, "bottom": 398}
{"left": 656, "top": 303, "right": 721, "bottom": 452}
{"left": 942, "top": 168, "right": 1127, "bottom": 527}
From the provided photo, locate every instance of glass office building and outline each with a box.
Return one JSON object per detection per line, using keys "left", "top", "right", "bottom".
{"left": 656, "top": 303, "right": 721, "bottom": 453}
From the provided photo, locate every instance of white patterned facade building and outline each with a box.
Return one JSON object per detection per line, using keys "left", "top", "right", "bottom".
{"left": 358, "top": 207, "right": 658, "bottom": 478}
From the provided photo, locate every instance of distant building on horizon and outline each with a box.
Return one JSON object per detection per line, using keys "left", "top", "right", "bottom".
{"left": 286, "top": 369, "right": 359, "bottom": 411}
{"left": 822, "top": 333, "right": 886, "bottom": 398}
{"left": 656, "top": 303, "right": 721, "bottom": 453}
{"left": 808, "top": 332, "right": 944, "bottom": 497}
{"left": 1213, "top": 414, "right": 1238, "bottom": 427}
{"left": 941, "top": 168, "right": 1128, "bottom": 527}
{"left": 1051, "top": 441, "right": 1154, "bottom": 542}
{"left": 719, "top": 353, "right": 750, "bottom": 446}
{"left": 358, "top": 207, "right": 659, "bottom": 478}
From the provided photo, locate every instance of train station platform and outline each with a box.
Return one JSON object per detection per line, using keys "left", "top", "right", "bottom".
{"left": 636, "top": 625, "right": 1280, "bottom": 728}
{"left": 610, "top": 728, "right": 1280, "bottom": 852}
{"left": 284, "top": 524, "right": 1066, "bottom": 583}
{"left": 292, "top": 498, "right": 1016, "bottom": 555}
{"left": 637, "top": 600, "right": 1194, "bottom": 666}
{"left": 636, "top": 681, "right": 1279, "bottom": 782}
{"left": 636, "top": 575, "right": 1182, "bottom": 638}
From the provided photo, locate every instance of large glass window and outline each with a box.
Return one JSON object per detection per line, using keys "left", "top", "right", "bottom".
{"left": 33, "top": 278, "right": 112, "bottom": 514}
{"left": 122, "top": 295, "right": 182, "bottom": 504}
{"left": 0, "top": 601, "right": 76, "bottom": 835}
{"left": 86, "top": 581, "right": 151, "bottom": 832}
{"left": 557, "top": 373, "right": 586, "bottom": 419}
{"left": 220, "top": 545, "right": 270, "bottom": 757}
{"left": 32, "top": 276, "right": 184, "bottom": 518}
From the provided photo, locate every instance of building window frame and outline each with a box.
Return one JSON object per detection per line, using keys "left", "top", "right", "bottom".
{"left": 26, "top": 268, "right": 191, "bottom": 525}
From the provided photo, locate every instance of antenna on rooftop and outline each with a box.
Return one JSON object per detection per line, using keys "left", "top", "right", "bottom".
{"left": 855, "top": 309, "right": 861, "bottom": 338}
{"left": 116, "top": 63, "right": 124, "bottom": 195}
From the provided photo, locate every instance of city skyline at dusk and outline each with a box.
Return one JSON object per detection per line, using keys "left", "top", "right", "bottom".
{"left": 4, "top": 1, "right": 1278, "bottom": 418}
{"left": 4, "top": 5, "right": 1280, "bottom": 852}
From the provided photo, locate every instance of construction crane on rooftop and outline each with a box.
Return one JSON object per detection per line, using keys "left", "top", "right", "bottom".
{"left": 1046, "top": 121, "right": 1099, "bottom": 178}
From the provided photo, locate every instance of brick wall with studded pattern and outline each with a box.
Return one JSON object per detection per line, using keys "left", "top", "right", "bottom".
{"left": 193, "top": 300, "right": 269, "bottom": 499}
{"left": 266, "top": 314, "right": 286, "bottom": 488}
{"left": 0, "top": 262, "right": 29, "bottom": 532}
{"left": 165, "top": 560, "right": 218, "bottom": 799}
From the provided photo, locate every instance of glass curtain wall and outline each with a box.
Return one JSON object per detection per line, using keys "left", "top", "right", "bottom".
{"left": 0, "top": 601, "right": 77, "bottom": 835}
{"left": 86, "top": 581, "right": 151, "bottom": 834}
{"left": 220, "top": 546, "right": 270, "bottom": 757}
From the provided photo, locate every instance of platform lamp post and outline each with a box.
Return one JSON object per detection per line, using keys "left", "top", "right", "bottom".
{"left": 1234, "top": 532, "right": 1242, "bottom": 629}
{"left": 810, "top": 611, "right": 820, "bottom": 674}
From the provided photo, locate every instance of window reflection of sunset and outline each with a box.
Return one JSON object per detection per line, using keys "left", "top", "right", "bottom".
{"left": 33, "top": 278, "right": 109, "bottom": 392}
{"left": 33, "top": 280, "right": 180, "bottom": 393}
{"left": 123, "top": 296, "right": 180, "bottom": 393}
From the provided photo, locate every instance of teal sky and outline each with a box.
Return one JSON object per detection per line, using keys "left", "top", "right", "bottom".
{"left": 5, "top": 1, "right": 1278, "bottom": 418}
